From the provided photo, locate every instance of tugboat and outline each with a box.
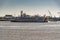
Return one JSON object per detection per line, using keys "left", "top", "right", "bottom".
{"left": 11, "top": 11, "right": 48, "bottom": 22}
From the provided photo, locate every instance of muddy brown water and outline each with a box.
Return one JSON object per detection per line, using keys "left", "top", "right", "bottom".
{"left": 0, "top": 21, "right": 60, "bottom": 40}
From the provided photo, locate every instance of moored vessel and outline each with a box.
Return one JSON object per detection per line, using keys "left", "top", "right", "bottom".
{"left": 11, "top": 11, "right": 48, "bottom": 22}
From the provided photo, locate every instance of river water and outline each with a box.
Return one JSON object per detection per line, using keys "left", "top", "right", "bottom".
{"left": 0, "top": 21, "right": 60, "bottom": 29}
{"left": 0, "top": 21, "right": 60, "bottom": 40}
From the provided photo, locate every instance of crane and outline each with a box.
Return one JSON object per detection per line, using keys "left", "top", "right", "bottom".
{"left": 48, "top": 10, "right": 52, "bottom": 17}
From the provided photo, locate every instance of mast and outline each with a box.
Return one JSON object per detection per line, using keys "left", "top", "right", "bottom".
{"left": 21, "top": 10, "right": 23, "bottom": 17}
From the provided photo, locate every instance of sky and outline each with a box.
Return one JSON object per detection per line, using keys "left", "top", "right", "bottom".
{"left": 0, "top": 0, "right": 60, "bottom": 17}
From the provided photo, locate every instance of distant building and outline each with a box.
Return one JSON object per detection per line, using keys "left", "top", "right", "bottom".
{"left": 4, "top": 15, "right": 14, "bottom": 19}
{"left": 0, "top": 15, "right": 15, "bottom": 21}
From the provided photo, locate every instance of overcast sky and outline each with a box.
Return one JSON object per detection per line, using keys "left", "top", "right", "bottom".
{"left": 0, "top": 0, "right": 60, "bottom": 17}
